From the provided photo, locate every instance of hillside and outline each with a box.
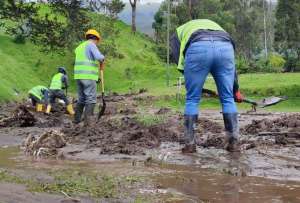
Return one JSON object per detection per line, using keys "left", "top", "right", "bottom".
{"left": 1, "top": 14, "right": 299, "bottom": 111}
{"left": 0, "top": 19, "right": 179, "bottom": 102}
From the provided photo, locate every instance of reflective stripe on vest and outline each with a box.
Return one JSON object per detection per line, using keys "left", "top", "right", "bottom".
{"left": 74, "top": 41, "right": 99, "bottom": 81}
{"left": 50, "top": 73, "right": 63, "bottom": 90}
{"left": 176, "top": 19, "right": 225, "bottom": 70}
{"left": 28, "top": 85, "right": 48, "bottom": 100}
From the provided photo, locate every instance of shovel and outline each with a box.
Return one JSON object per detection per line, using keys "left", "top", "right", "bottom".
{"left": 97, "top": 63, "right": 106, "bottom": 121}
{"left": 202, "top": 88, "right": 287, "bottom": 109}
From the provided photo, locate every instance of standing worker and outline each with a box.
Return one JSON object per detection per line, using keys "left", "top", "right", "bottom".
{"left": 73, "top": 29, "right": 105, "bottom": 126}
{"left": 170, "top": 19, "right": 243, "bottom": 153}
{"left": 46, "top": 67, "right": 75, "bottom": 115}
{"left": 28, "top": 85, "right": 49, "bottom": 112}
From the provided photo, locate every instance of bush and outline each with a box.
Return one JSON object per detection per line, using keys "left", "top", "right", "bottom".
{"left": 268, "top": 53, "right": 285, "bottom": 72}
{"left": 236, "top": 55, "right": 251, "bottom": 73}
{"left": 284, "top": 57, "right": 300, "bottom": 72}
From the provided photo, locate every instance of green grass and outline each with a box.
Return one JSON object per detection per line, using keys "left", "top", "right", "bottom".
{"left": 0, "top": 168, "right": 146, "bottom": 198}
{"left": 0, "top": 13, "right": 299, "bottom": 112}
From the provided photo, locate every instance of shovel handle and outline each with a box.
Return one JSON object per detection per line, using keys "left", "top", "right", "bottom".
{"left": 100, "top": 70, "right": 104, "bottom": 93}
{"left": 243, "top": 98, "right": 257, "bottom": 106}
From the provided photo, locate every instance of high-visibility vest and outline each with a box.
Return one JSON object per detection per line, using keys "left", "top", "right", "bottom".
{"left": 74, "top": 41, "right": 99, "bottom": 81}
{"left": 49, "top": 73, "right": 63, "bottom": 90}
{"left": 28, "top": 85, "right": 48, "bottom": 100}
{"left": 176, "top": 19, "right": 225, "bottom": 71}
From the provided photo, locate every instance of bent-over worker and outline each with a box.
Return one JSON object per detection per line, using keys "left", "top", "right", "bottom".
{"left": 46, "top": 67, "right": 75, "bottom": 115}
{"left": 28, "top": 85, "right": 49, "bottom": 112}
{"left": 170, "top": 19, "right": 243, "bottom": 153}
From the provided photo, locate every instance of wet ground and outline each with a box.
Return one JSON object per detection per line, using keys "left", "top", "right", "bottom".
{"left": 0, "top": 93, "right": 300, "bottom": 202}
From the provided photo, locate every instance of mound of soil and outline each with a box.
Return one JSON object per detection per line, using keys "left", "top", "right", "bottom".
{"left": 242, "top": 114, "right": 300, "bottom": 135}
{"left": 0, "top": 105, "right": 36, "bottom": 127}
{"left": 62, "top": 116, "right": 181, "bottom": 155}
{"left": 23, "top": 130, "right": 66, "bottom": 157}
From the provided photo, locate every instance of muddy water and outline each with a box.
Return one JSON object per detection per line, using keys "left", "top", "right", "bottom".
{"left": 1, "top": 146, "right": 300, "bottom": 202}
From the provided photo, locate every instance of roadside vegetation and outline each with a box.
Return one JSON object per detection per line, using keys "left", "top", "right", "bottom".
{"left": 0, "top": 0, "right": 299, "bottom": 112}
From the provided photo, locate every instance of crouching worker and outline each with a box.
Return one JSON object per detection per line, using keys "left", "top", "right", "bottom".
{"left": 46, "top": 67, "right": 75, "bottom": 115}
{"left": 170, "top": 19, "right": 241, "bottom": 153}
{"left": 28, "top": 85, "right": 49, "bottom": 112}
{"left": 73, "top": 29, "right": 105, "bottom": 126}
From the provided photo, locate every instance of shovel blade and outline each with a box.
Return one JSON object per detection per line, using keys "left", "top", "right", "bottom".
{"left": 257, "top": 96, "right": 287, "bottom": 108}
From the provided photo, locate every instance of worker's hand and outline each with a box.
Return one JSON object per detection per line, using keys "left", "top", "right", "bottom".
{"left": 96, "top": 78, "right": 101, "bottom": 84}
{"left": 100, "top": 61, "right": 105, "bottom": 70}
{"left": 234, "top": 90, "right": 244, "bottom": 103}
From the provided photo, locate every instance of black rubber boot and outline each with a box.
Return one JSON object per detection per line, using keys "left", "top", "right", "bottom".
{"left": 182, "top": 115, "right": 198, "bottom": 153}
{"left": 223, "top": 113, "right": 240, "bottom": 152}
{"left": 84, "top": 103, "right": 95, "bottom": 127}
{"left": 73, "top": 103, "right": 85, "bottom": 124}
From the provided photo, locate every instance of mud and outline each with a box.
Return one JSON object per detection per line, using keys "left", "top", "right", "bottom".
{"left": 0, "top": 105, "right": 36, "bottom": 127}
{"left": 1, "top": 93, "right": 300, "bottom": 183}
{"left": 62, "top": 117, "right": 179, "bottom": 155}
{"left": 23, "top": 130, "right": 66, "bottom": 158}
{"left": 0, "top": 103, "right": 70, "bottom": 129}
{"left": 242, "top": 113, "right": 300, "bottom": 135}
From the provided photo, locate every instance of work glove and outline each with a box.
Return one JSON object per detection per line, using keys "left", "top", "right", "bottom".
{"left": 234, "top": 90, "right": 244, "bottom": 103}
{"left": 96, "top": 78, "right": 101, "bottom": 84}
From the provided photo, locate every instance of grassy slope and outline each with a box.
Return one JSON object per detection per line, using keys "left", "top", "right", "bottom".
{"left": 0, "top": 18, "right": 299, "bottom": 111}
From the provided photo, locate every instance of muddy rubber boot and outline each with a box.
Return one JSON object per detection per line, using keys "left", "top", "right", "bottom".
{"left": 182, "top": 115, "right": 198, "bottom": 153}
{"left": 73, "top": 103, "right": 85, "bottom": 124}
{"left": 223, "top": 113, "right": 240, "bottom": 152}
{"left": 45, "top": 104, "right": 51, "bottom": 114}
{"left": 83, "top": 103, "right": 95, "bottom": 127}
{"left": 66, "top": 104, "right": 75, "bottom": 115}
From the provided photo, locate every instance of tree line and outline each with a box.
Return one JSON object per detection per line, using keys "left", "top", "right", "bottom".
{"left": 152, "top": 0, "right": 300, "bottom": 72}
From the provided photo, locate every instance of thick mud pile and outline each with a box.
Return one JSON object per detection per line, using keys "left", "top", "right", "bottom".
{"left": 0, "top": 105, "right": 36, "bottom": 127}
{"left": 61, "top": 114, "right": 225, "bottom": 155}
{"left": 23, "top": 130, "right": 66, "bottom": 158}
{"left": 62, "top": 116, "right": 180, "bottom": 155}
{"left": 242, "top": 114, "right": 300, "bottom": 135}
{"left": 0, "top": 104, "right": 68, "bottom": 128}
{"left": 240, "top": 113, "right": 300, "bottom": 147}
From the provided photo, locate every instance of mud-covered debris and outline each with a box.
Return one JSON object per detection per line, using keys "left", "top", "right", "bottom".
{"left": 242, "top": 114, "right": 300, "bottom": 135}
{"left": 199, "top": 134, "right": 224, "bottom": 148}
{"left": 23, "top": 130, "right": 66, "bottom": 158}
{"left": 198, "top": 118, "right": 223, "bottom": 134}
{"left": 156, "top": 107, "right": 171, "bottom": 115}
{"left": 0, "top": 105, "right": 36, "bottom": 127}
{"left": 62, "top": 116, "right": 180, "bottom": 155}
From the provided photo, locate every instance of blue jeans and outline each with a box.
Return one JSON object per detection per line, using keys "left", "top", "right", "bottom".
{"left": 184, "top": 40, "right": 237, "bottom": 115}
{"left": 76, "top": 79, "right": 97, "bottom": 104}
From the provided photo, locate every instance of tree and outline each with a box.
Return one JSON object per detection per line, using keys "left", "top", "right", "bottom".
{"left": 274, "top": 0, "right": 300, "bottom": 71}
{"left": 0, "top": 0, "right": 39, "bottom": 43}
{"left": 88, "top": 0, "right": 125, "bottom": 19}
{"left": 129, "top": 0, "right": 138, "bottom": 33}
{"left": 106, "top": 0, "right": 125, "bottom": 19}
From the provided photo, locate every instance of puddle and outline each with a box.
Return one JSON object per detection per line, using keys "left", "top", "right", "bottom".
{"left": 0, "top": 146, "right": 20, "bottom": 168}
{"left": 1, "top": 146, "right": 300, "bottom": 202}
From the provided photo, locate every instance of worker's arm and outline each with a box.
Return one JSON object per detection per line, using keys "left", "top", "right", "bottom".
{"left": 62, "top": 74, "right": 68, "bottom": 89}
{"left": 233, "top": 70, "right": 244, "bottom": 103}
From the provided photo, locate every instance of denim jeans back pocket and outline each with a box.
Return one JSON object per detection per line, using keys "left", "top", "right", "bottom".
{"left": 185, "top": 49, "right": 209, "bottom": 72}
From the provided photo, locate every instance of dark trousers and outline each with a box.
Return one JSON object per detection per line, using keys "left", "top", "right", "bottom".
{"left": 49, "top": 89, "right": 69, "bottom": 105}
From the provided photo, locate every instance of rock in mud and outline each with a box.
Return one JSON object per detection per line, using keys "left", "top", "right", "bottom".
{"left": 23, "top": 130, "right": 66, "bottom": 158}
{"left": 0, "top": 105, "right": 36, "bottom": 127}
